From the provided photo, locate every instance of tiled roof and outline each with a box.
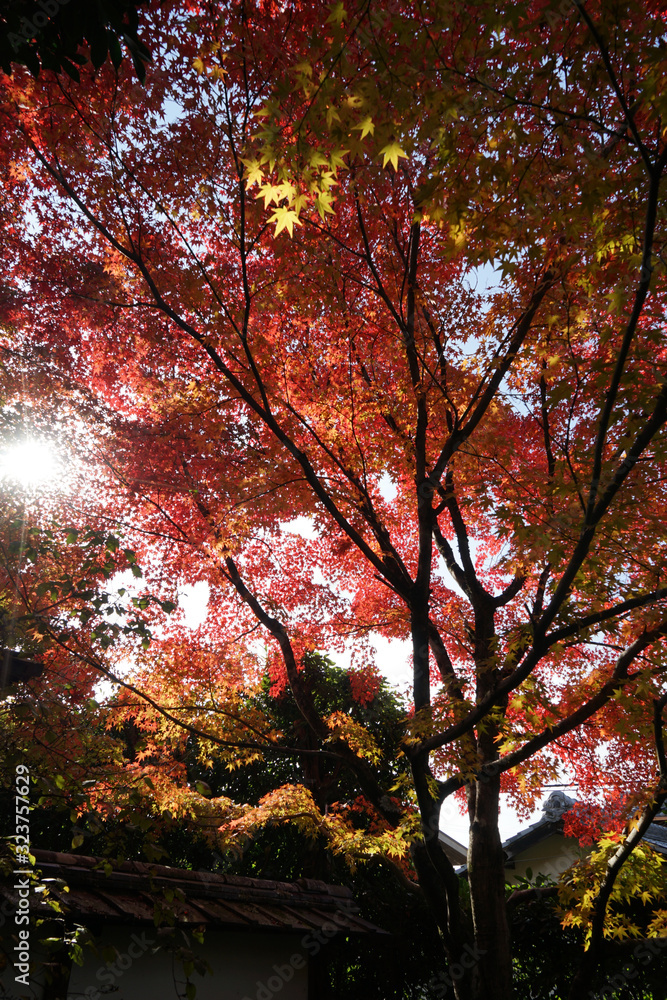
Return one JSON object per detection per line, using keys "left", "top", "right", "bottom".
{"left": 500, "top": 791, "right": 667, "bottom": 862}
{"left": 457, "top": 791, "right": 667, "bottom": 876}
{"left": 643, "top": 823, "right": 667, "bottom": 856}
{"left": 2, "top": 850, "right": 387, "bottom": 936}
{"left": 437, "top": 831, "right": 467, "bottom": 866}
{"left": 500, "top": 792, "right": 576, "bottom": 862}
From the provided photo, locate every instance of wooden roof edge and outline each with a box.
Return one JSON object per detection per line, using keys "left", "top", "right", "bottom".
{"left": 29, "top": 849, "right": 359, "bottom": 908}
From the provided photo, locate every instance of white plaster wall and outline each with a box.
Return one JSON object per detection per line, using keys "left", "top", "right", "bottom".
{"left": 505, "top": 833, "right": 585, "bottom": 882}
{"left": 66, "top": 926, "right": 309, "bottom": 1000}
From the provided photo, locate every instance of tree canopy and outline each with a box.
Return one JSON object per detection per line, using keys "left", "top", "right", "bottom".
{"left": 2, "top": 1, "right": 667, "bottom": 997}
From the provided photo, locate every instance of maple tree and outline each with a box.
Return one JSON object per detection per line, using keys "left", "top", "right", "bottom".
{"left": 2, "top": 0, "right": 667, "bottom": 997}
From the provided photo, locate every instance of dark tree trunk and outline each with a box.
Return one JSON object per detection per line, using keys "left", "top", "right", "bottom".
{"left": 467, "top": 771, "right": 513, "bottom": 1000}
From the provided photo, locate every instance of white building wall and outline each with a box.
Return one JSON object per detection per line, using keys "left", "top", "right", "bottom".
{"left": 505, "top": 833, "right": 586, "bottom": 882}
{"left": 1, "top": 927, "right": 309, "bottom": 1000}
{"left": 67, "top": 926, "right": 309, "bottom": 1000}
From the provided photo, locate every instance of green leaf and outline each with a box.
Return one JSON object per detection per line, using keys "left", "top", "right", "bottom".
{"left": 89, "top": 28, "right": 109, "bottom": 70}
{"left": 61, "top": 57, "right": 81, "bottom": 83}
{"left": 328, "top": 148, "right": 349, "bottom": 170}
{"left": 327, "top": 2, "right": 347, "bottom": 25}
{"left": 108, "top": 35, "right": 123, "bottom": 70}
{"left": 106, "top": 534, "right": 119, "bottom": 553}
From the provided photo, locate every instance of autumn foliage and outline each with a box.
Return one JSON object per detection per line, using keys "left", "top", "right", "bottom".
{"left": 2, "top": 1, "right": 667, "bottom": 997}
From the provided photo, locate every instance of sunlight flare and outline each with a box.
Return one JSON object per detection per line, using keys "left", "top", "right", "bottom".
{"left": 0, "top": 439, "right": 61, "bottom": 488}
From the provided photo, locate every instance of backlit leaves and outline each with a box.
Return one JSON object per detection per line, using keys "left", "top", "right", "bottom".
{"left": 379, "top": 142, "right": 408, "bottom": 171}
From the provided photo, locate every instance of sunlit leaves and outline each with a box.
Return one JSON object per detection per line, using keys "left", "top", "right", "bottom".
{"left": 352, "top": 115, "right": 374, "bottom": 139}
{"left": 325, "top": 711, "right": 382, "bottom": 763}
{"left": 3, "top": 1, "right": 667, "bottom": 980}
{"left": 559, "top": 839, "right": 667, "bottom": 944}
{"left": 379, "top": 142, "right": 408, "bottom": 171}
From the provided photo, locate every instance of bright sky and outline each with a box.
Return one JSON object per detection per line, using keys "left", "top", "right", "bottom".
{"left": 0, "top": 438, "right": 62, "bottom": 488}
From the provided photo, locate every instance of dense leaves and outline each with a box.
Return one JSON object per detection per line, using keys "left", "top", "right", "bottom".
{"left": 2, "top": 2, "right": 667, "bottom": 997}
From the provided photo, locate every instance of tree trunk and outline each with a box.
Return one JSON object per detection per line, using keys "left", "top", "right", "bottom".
{"left": 467, "top": 772, "right": 513, "bottom": 1000}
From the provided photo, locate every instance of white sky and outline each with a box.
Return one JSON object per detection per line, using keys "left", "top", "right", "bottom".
{"left": 0, "top": 438, "right": 62, "bottom": 489}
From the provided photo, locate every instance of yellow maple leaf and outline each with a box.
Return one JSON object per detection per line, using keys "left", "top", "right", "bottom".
{"left": 352, "top": 115, "right": 375, "bottom": 139}
{"left": 315, "top": 190, "right": 335, "bottom": 219}
{"left": 308, "top": 150, "right": 329, "bottom": 169}
{"left": 257, "top": 183, "right": 283, "bottom": 208}
{"left": 380, "top": 142, "right": 408, "bottom": 171}
{"left": 241, "top": 158, "right": 264, "bottom": 188}
{"left": 268, "top": 207, "right": 302, "bottom": 237}
{"left": 327, "top": 2, "right": 347, "bottom": 25}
